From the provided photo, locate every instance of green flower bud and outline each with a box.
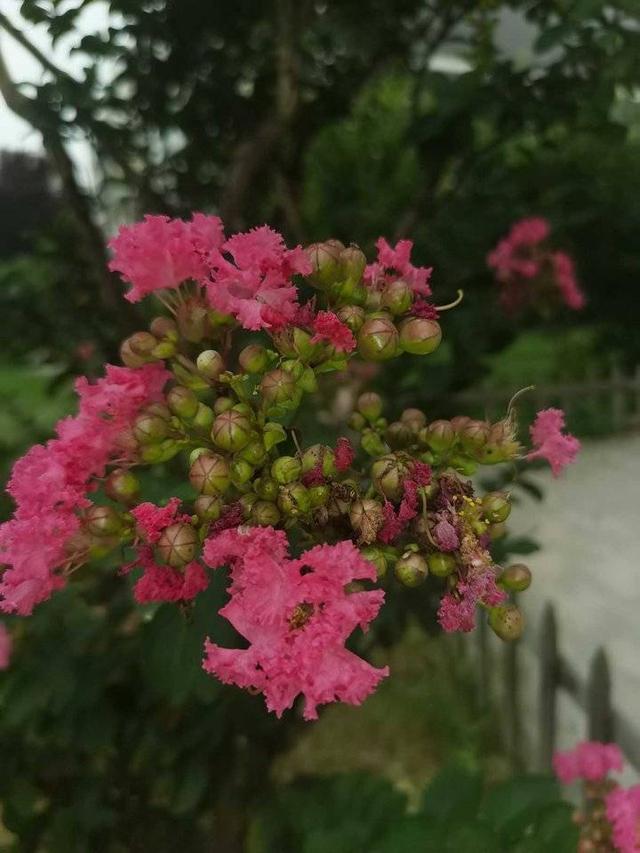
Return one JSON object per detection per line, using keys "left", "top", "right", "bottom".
{"left": 488, "top": 522, "right": 507, "bottom": 540}
{"left": 298, "top": 366, "right": 318, "bottom": 394}
{"left": 305, "top": 240, "right": 344, "bottom": 289}
{"left": 427, "top": 552, "right": 457, "bottom": 578}
{"left": 192, "top": 402, "right": 214, "bottom": 433}
{"left": 308, "top": 484, "right": 330, "bottom": 507}
{"left": 348, "top": 412, "right": 367, "bottom": 431}
{"left": 460, "top": 420, "right": 490, "bottom": 452}
{"left": 340, "top": 245, "right": 367, "bottom": 282}
{"left": 120, "top": 338, "right": 150, "bottom": 368}
{"left": 260, "top": 368, "right": 297, "bottom": 405}
{"left": 489, "top": 604, "right": 524, "bottom": 642}
{"left": 357, "top": 316, "right": 400, "bottom": 361}
{"left": 271, "top": 456, "right": 302, "bottom": 485}
{"left": 357, "top": 392, "right": 383, "bottom": 421}
{"left": 238, "top": 344, "right": 269, "bottom": 374}
{"left": 499, "top": 563, "right": 532, "bottom": 592}
{"left": 213, "top": 396, "right": 234, "bottom": 414}
{"left": 156, "top": 522, "right": 198, "bottom": 568}
{"left": 189, "top": 452, "right": 231, "bottom": 495}
{"left": 337, "top": 305, "right": 365, "bottom": 333}
{"left": 193, "top": 494, "right": 223, "bottom": 522}
{"left": 301, "top": 445, "right": 336, "bottom": 477}
{"left": 177, "top": 300, "right": 209, "bottom": 343}
{"left": 196, "top": 349, "right": 225, "bottom": 380}
{"left": 422, "top": 420, "right": 455, "bottom": 453}
{"left": 239, "top": 493, "right": 258, "bottom": 518}
{"left": 251, "top": 500, "right": 281, "bottom": 527}
{"left": 399, "top": 317, "right": 442, "bottom": 355}
{"left": 360, "top": 546, "right": 388, "bottom": 579}
{"left": 140, "top": 439, "right": 181, "bottom": 464}
{"left": 167, "top": 385, "right": 200, "bottom": 420}
{"left": 134, "top": 411, "right": 170, "bottom": 445}
{"left": 239, "top": 439, "right": 267, "bottom": 467}
{"left": 386, "top": 421, "right": 412, "bottom": 449}
{"left": 281, "top": 359, "right": 305, "bottom": 380}
{"left": 278, "top": 483, "right": 311, "bottom": 517}
{"left": 211, "top": 410, "right": 252, "bottom": 452}
{"left": 394, "top": 552, "right": 428, "bottom": 587}
{"left": 381, "top": 279, "right": 412, "bottom": 315}
{"left": 365, "top": 289, "right": 383, "bottom": 311}
{"left": 450, "top": 455, "right": 478, "bottom": 476}
{"left": 401, "top": 408, "right": 427, "bottom": 432}
{"left": 151, "top": 340, "right": 177, "bottom": 359}
{"left": 104, "top": 469, "right": 140, "bottom": 506}
{"left": 254, "top": 476, "right": 279, "bottom": 501}
{"left": 231, "top": 459, "right": 254, "bottom": 485}
{"left": 482, "top": 491, "right": 511, "bottom": 523}
{"left": 270, "top": 327, "right": 297, "bottom": 357}
{"left": 208, "top": 309, "right": 235, "bottom": 328}
{"left": 85, "top": 505, "right": 122, "bottom": 537}
{"left": 361, "top": 429, "right": 390, "bottom": 458}
{"left": 450, "top": 416, "right": 471, "bottom": 434}
{"left": 129, "top": 331, "right": 159, "bottom": 358}
{"left": 371, "top": 454, "right": 407, "bottom": 501}
{"left": 292, "top": 328, "right": 319, "bottom": 362}
{"left": 150, "top": 316, "right": 179, "bottom": 341}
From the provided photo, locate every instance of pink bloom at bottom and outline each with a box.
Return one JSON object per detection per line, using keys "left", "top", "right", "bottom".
{"left": 0, "top": 622, "right": 12, "bottom": 670}
{"left": 553, "top": 741, "right": 624, "bottom": 784}
{"left": 310, "top": 311, "right": 356, "bottom": 352}
{"left": 527, "top": 408, "right": 581, "bottom": 477}
{"left": 132, "top": 547, "right": 208, "bottom": 604}
{"left": 202, "top": 527, "right": 388, "bottom": 720}
{"left": 606, "top": 785, "right": 640, "bottom": 853}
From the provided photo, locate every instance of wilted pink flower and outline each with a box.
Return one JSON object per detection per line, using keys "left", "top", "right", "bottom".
{"left": 131, "top": 547, "right": 208, "bottom": 604}
{"left": 335, "top": 437, "right": 355, "bottom": 471}
{"left": 109, "top": 213, "right": 224, "bottom": 302}
{"left": 202, "top": 527, "right": 388, "bottom": 720}
{"left": 365, "top": 237, "right": 432, "bottom": 295}
{"left": 0, "top": 622, "right": 12, "bottom": 670}
{"left": 606, "top": 785, "right": 640, "bottom": 853}
{"left": 130, "top": 498, "right": 187, "bottom": 544}
{"left": 310, "top": 311, "right": 356, "bottom": 352}
{"left": 553, "top": 741, "right": 624, "bottom": 784}
{"left": 433, "top": 516, "right": 460, "bottom": 552}
{"left": 205, "top": 225, "right": 311, "bottom": 330}
{"left": 438, "top": 571, "right": 505, "bottom": 633}
{"left": 527, "top": 408, "right": 580, "bottom": 477}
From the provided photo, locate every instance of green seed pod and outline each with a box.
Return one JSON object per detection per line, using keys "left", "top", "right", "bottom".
{"left": 239, "top": 439, "right": 267, "bottom": 467}
{"left": 260, "top": 368, "right": 297, "bottom": 405}
{"left": 370, "top": 454, "right": 407, "bottom": 501}
{"left": 156, "top": 522, "right": 198, "bottom": 568}
{"left": 399, "top": 317, "right": 442, "bottom": 355}
{"left": 401, "top": 408, "right": 427, "bottom": 432}
{"left": 499, "top": 563, "right": 532, "bottom": 592}
{"left": 128, "top": 331, "right": 159, "bottom": 358}
{"left": 254, "top": 476, "right": 279, "bottom": 502}
{"left": 85, "top": 505, "right": 122, "bottom": 537}
{"left": 381, "top": 279, "right": 412, "bottom": 315}
{"left": 231, "top": 458, "right": 254, "bottom": 485}
{"left": 482, "top": 491, "right": 511, "bottom": 523}
{"left": 340, "top": 245, "right": 367, "bottom": 282}
{"left": 196, "top": 349, "right": 225, "bottom": 380}
{"left": 360, "top": 546, "right": 388, "bottom": 579}
{"left": 489, "top": 604, "right": 525, "bottom": 642}
{"left": 213, "top": 396, "right": 234, "bottom": 415}
{"left": 193, "top": 494, "right": 223, "bottom": 522}
{"left": 357, "top": 392, "right": 383, "bottom": 421}
{"left": 385, "top": 421, "right": 412, "bottom": 449}
{"left": 308, "top": 484, "right": 330, "bottom": 507}
{"left": 238, "top": 344, "right": 269, "bottom": 374}
{"left": 337, "top": 305, "right": 366, "bottom": 333}
{"left": 357, "top": 316, "right": 400, "bottom": 361}
{"left": 167, "top": 385, "right": 200, "bottom": 420}
{"left": 278, "top": 482, "right": 311, "bottom": 517}
{"left": 192, "top": 402, "right": 214, "bottom": 433}
{"left": 422, "top": 420, "right": 455, "bottom": 453}
{"left": 271, "top": 456, "right": 302, "bottom": 485}
{"left": 189, "top": 452, "right": 231, "bottom": 495}
{"left": 104, "top": 469, "right": 140, "bottom": 506}
{"left": 211, "top": 410, "right": 252, "bottom": 452}
{"left": 301, "top": 445, "right": 336, "bottom": 477}
{"left": 427, "top": 552, "right": 457, "bottom": 578}
{"left": 251, "top": 500, "right": 281, "bottom": 527}
{"left": 305, "top": 240, "right": 344, "bottom": 289}
{"left": 149, "top": 316, "right": 179, "bottom": 341}
{"left": 133, "top": 411, "right": 170, "bottom": 445}
{"left": 394, "top": 552, "right": 429, "bottom": 587}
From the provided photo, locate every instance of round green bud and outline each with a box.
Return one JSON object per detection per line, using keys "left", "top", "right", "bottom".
{"left": 271, "top": 456, "right": 302, "bottom": 485}
{"left": 460, "top": 419, "right": 490, "bottom": 452}
{"left": 239, "top": 344, "right": 269, "bottom": 374}
{"left": 254, "top": 476, "right": 279, "bottom": 501}
{"left": 357, "top": 392, "right": 383, "bottom": 421}
{"left": 156, "top": 522, "right": 198, "bottom": 568}
{"left": 489, "top": 604, "right": 525, "bottom": 642}
{"left": 301, "top": 445, "right": 336, "bottom": 477}
{"left": 260, "top": 368, "right": 297, "bottom": 405}
{"left": 500, "top": 564, "right": 532, "bottom": 592}
{"left": 189, "top": 453, "right": 231, "bottom": 495}
{"left": 450, "top": 416, "right": 470, "bottom": 434}
{"left": 196, "top": 349, "right": 225, "bottom": 381}
{"left": 128, "top": 331, "right": 159, "bottom": 358}
{"left": 213, "top": 396, "right": 234, "bottom": 415}
{"left": 139, "top": 439, "right": 181, "bottom": 464}
{"left": 278, "top": 483, "right": 311, "bottom": 517}
{"left": 211, "top": 410, "right": 252, "bottom": 452}
{"left": 104, "top": 469, "right": 140, "bottom": 506}
{"left": 399, "top": 317, "right": 442, "bottom": 355}
{"left": 450, "top": 456, "right": 478, "bottom": 476}
{"left": 133, "top": 411, "right": 170, "bottom": 445}
{"left": 422, "top": 419, "right": 455, "bottom": 453}
{"left": 85, "top": 505, "right": 122, "bottom": 537}
{"left": 305, "top": 240, "right": 344, "bottom": 289}
{"left": 427, "top": 552, "right": 457, "bottom": 578}
{"left": 357, "top": 316, "right": 400, "bottom": 361}
{"left": 340, "top": 245, "right": 367, "bottom": 282}
{"left": 167, "top": 385, "right": 199, "bottom": 420}
{"left": 239, "top": 439, "right": 267, "bottom": 467}
{"left": 381, "top": 279, "right": 412, "bottom": 315}
{"left": 193, "top": 494, "right": 223, "bottom": 522}
{"left": 394, "top": 552, "right": 429, "bottom": 587}
{"left": 371, "top": 454, "right": 407, "bottom": 501}
{"left": 360, "top": 546, "right": 388, "bottom": 579}
{"left": 308, "top": 484, "right": 330, "bottom": 507}
{"left": 251, "top": 500, "right": 281, "bottom": 527}
{"left": 348, "top": 412, "right": 367, "bottom": 431}
{"left": 120, "top": 338, "right": 150, "bottom": 368}
{"left": 361, "top": 429, "right": 390, "bottom": 458}
{"left": 364, "top": 289, "right": 383, "bottom": 311}
{"left": 192, "top": 402, "right": 214, "bottom": 432}
{"left": 482, "top": 491, "right": 511, "bottom": 523}
{"left": 337, "top": 305, "right": 366, "bottom": 333}
{"left": 401, "top": 408, "right": 427, "bottom": 432}
{"left": 149, "top": 316, "right": 178, "bottom": 340}
{"left": 231, "top": 459, "right": 254, "bottom": 485}
{"left": 239, "top": 493, "right": 258, "bottom": 518}
{"left": 386, "top": 421, "right": 412, "bottom": 449}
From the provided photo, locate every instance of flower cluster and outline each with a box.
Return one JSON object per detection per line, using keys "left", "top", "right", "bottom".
{"left": 0, "top": 217, "right": 580, "bottom": 719}
{"left": 487, "top": 216, "right": 585, "bottom": 313}
{"left": 554, "top": 741, "right": 640, "bottom": 852}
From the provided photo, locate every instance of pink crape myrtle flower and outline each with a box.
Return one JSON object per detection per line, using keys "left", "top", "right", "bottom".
{"left": 365, "top": 237, "right": 432, "bottom": 295}
{"left": 202, "top": 526, "right": 388, "bottom": 720}
{"left": 310, "top": 310, "right": 356, "bottom": 352}
{"left": 606, "top": 785, "right": 640, "bottom": 853}
{"left": 551, "top": 251, "right": 585, "bottom": 310}
{"left": 0, "top": 363, "right": 169, "bottom": 615}
{"left": 334, "top": 437, "right": 355, "bottom": 472}
{"left": 553, "top": 741, "right": 624, "bottom": 784}
{"left": 205, "top": 225, "right": 311, "bottom": 330}
{"left": 109, "top": 213, "right": 224, "bottom": 302}
{"left": 0, "top": 622, "right": 12, "bottom": 670}
{"left": 130, "top": 498, "right": 188, "bottom": 544}
{"left": 130, "top": 547, "right": 208, "bottom": 604}
{"left": 438, "top": 571, "right": 505, "bottom": 633}
{"left": 527, "top": 408, "right": 580, "bottom": 477}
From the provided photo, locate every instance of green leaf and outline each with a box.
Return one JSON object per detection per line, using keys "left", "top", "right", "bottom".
{"left": 421, "top": 765, "right": 483, "bottom": 822}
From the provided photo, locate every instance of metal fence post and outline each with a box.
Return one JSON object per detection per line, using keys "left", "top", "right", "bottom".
{"left": 587, "top": 647, "right": 614, "bottom": 742}
{"left": 539, "top": 603, "right": 558, "bottom": 770}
